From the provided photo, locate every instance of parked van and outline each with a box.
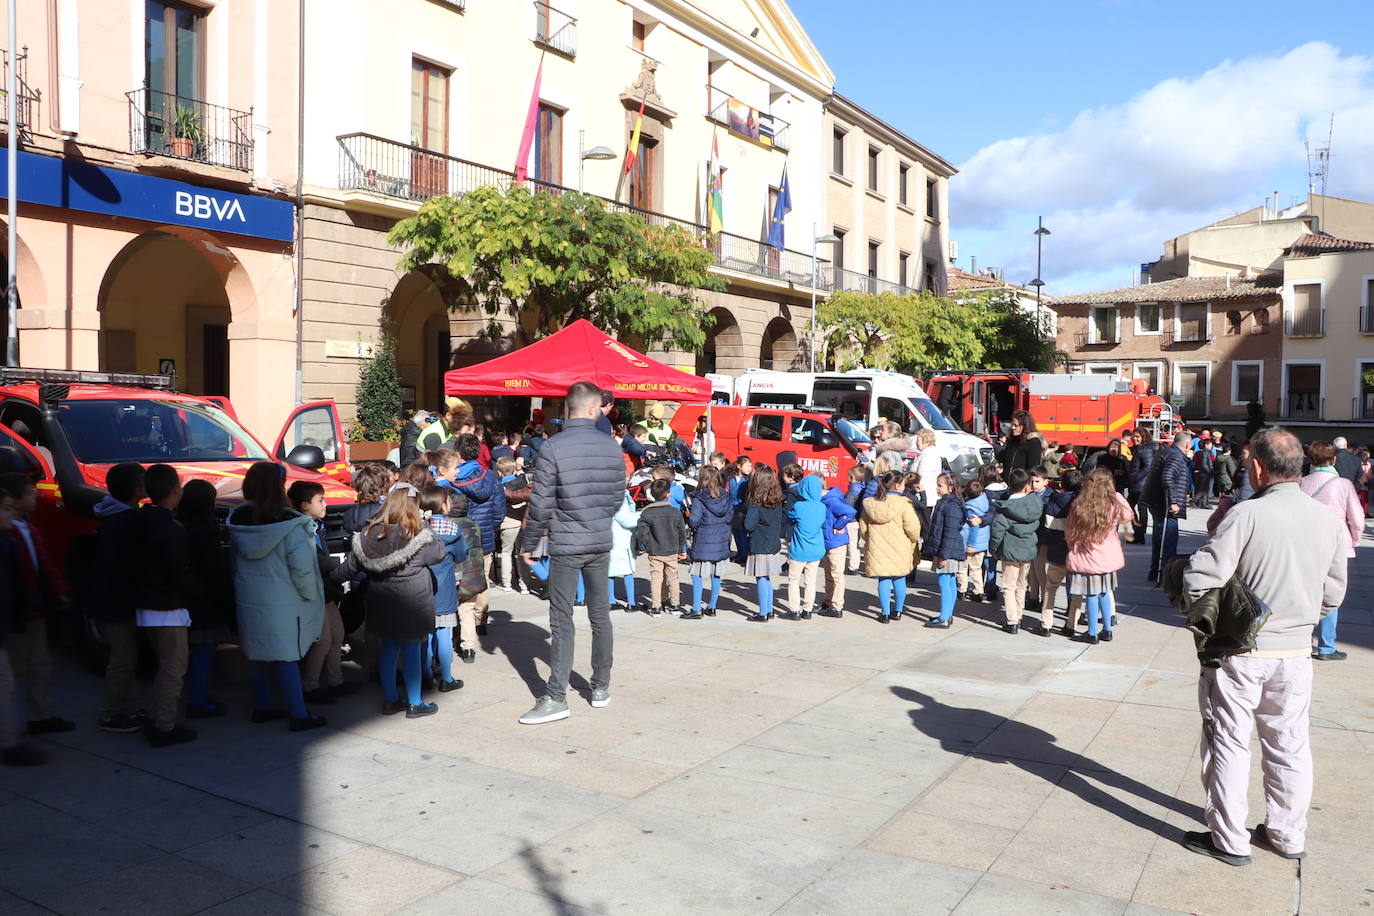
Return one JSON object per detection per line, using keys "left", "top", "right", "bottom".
{"left": 669, "top": 405, "right": 868, "bottom": 489}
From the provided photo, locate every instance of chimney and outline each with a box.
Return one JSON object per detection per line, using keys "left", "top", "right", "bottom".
{"left": 970, "top": 256, "right": 978, "bottom": 275}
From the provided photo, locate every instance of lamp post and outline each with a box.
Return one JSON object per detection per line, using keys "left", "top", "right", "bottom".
{"left": 578, "top": 130, "right": 617, "bottom": 193}
{"left": 1032, "top": 216, "right": 1051, "bottom": 339}
{"left": 810, "top": 227, "right": 840, "bottom": 373}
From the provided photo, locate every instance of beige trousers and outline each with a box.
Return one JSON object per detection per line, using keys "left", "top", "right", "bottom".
{"left": 958, "top": 551, "right": 986, "bottom": 595}
{"left": 789, "top": 559, "right": 820, "bottom": 614}
{"left": 648, "top": 555, "right": 679, "bottom": 608}
{"left": 1030, "top": 546, "right": 1049, "bottom": 601}
{"left": 1045, "top": 563, "right": 1083, "bottom": 629}
{"left": 302, "top": 602, "right": 345, "bottom": 691}
{"left": 821, "top": 546, "right": 847, "bottom": 610}
{"left": 143, "top": 625, "right": 188, "bottom": 732}
{"left": 845, "top": 521, "right": 862, "bottom": 570}
{"left": 1199, "top": 655, "right": 1313, "bottom": 857}
{"left": 100, "top": 619, "right": 142, "bottom": 719}
{"left": 7, "top": 617, "right": 54, "bottom": 721}
{"left": 1001, "top": 561, "right": 1031, "bottom": 627}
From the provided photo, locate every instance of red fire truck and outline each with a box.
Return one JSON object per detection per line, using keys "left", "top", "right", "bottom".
{"left": 924, "top": 370, "right": 1181, "bottom": 449}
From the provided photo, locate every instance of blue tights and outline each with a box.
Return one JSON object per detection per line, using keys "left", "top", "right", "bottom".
{"left": 756, "top": 576, "right": 775, "bottom": 616}
{"left": 691, "top": 574, "right": 722, "bottom": 611}
{"left": 878, "top": 576, "right": 908, "bottom": 618}
{"left": 379, "top": 639, "right": 423, "bottom": 706}
{"left": 430, "top": 626, "right": 456, "bottom": 684}
{"left": 937, "top": 573, "right": 958, "bottom": 622}
{"left": 610, "top": 575, "right": 635, "bottom": 606}
{"left": 187, "top": 644, "right": 217, "bottom": 707}
{"left": 251, "top": 661, "right": 308, "bottom": 719}
{"left": 1085, "top": 593, "right": 1114, "bottom": 635}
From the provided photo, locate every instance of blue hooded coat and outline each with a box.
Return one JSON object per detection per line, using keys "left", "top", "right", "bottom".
{"left": 227, "top": 509, "right": 325, "bottom": 662}
{"left": 926, "top": 492, "right": 968, "bottom": 561}
{"left": 450, "top": 461, "right": 506, "bottom": 553}
{"left": 962, "top": 492, "right": 991, "bottom": 553}
{"left": 822, "top": 486, "right": 858, "bottom": 550}
{"left": 689, "top": 488, "right": 734, "bottom": 562}
{"left": 787, "top": 475, "right": 827, "bottom": 563}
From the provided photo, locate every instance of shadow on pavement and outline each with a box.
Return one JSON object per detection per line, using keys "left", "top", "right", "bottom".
{"left": 891, "top": 686, "right": 1203, "bottom": 842}
{"left": 518, "top": 842, "right": 587, "bottom": 915}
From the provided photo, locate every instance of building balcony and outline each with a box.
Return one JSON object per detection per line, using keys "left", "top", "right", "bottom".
{"left": 1279, "top": 397, "right": 1324, "bottom": 420}
{"left": 1354, "top": 396, "right": 1374, "bottom": 421}
{"left": 1360, "top": 306, "right": 1374, "bottom": 335}
{"left": 1165, "top": 326, "right": 1212, "bottom": 347}
{"left": 705, "top": 84, "right": 791, "bottom": 152}
{"left": 1, "top": 49, "right": 40, "bottom": 129}
{"left": 831, "top": 266, "right": 914, "bottom": 297}
{"left": 1074, "top": 329, "right": 1118, "bottom": 348}
{"left": 534, "top": 2, "right": 576, "bottom": 57}
{"left": 1175, "top": 394, "right": 1209, "bottom": 419}
{"left": 713, "top": 232, "right": 832, "bottom": 290}
{"left": 1284, "top": 309, "right": 1325, "bottom": 337}
{"left": 127, "top": 87, "right": 254, "bottom": 172}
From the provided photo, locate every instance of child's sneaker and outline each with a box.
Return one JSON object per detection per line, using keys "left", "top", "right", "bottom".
{"left": 648, "top": 606, "right": 663, "bottom": 616}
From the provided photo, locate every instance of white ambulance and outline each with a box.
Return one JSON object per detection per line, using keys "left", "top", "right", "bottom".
{"left": 725, "top": 368, "right": 995, "bottom": 479}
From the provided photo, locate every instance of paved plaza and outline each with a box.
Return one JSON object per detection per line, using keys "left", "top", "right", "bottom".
{"left": 2, "top": 513, "right": 1370, "bottom": 916}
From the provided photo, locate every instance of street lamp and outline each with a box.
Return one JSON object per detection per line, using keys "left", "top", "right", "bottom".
{"left": 1032, "top": 216, "right": 1051, "bottom": 338}
{"left": 579, "top": 130, "right": 617, "bottom": 193}
{"left": 810, "top": 227, "right": 840, "bottom": 373}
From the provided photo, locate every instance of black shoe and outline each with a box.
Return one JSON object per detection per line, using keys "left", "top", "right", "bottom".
{"left": 251, "top": 708, "right": 287, "bottom": 724}
{"left": 1099, "top": 630, "right": 1114, "bottom": 642}
{"left": 890, "top": 611, "right": 902, "bottom": 623}
{"left": 1146, "top": 571, "right": 1158, "bottom": 584}
{"left": 382, "top": 699, "right": 408, "bottom": 716}
{"left": 1058, "top": 625, "right": 1076, "bottom": 638}
{"left": 799, "top": 611, "right": 813, "bottom": 620}
{"left": 331, "top": 680, "right": 362, "bottom": 696}
{"left": 1251, "top": 823, "right": 1306, "bottom": 860}
{"left": 98, "top": 714, "right": 143, "bottom": 734}
{"left": 1071, "top": 632, "right": 1099, "bottom": 645}
{"left": 1183, "top": 831, "right": 1251, "bottom": 866}
{"left": 438, "top": 678, "right": 464, "bottom": 692}
{"left": 302, "top": 688, "right": 337, "bottom": 705}
{"left": 460, "top": 648, "right": 477, "bottom": 664}
{"left": 924, "top": 617, "right": 951, "bottom": 629}
{"left": 1313, "top": 650, "right": 1348, "bottom": 661}
{"left": 648, "top": 606, "right": 663, "bottom": 616}
{"left": 1002, "top": 624, "right": 1019, "bottom": 635}
{"left": 406, "top": 702, "right": 439, "bottom": 719}
{"left": 476, "top": 624, "right": 489, "bottom": 637}
{"left": 818, "top": 606, "right": 842, "bottom": 618}
{"left": 1, "top": 743, "right": 44, "bottom": 766}
{"left": 879, "top": 614, "right": 890, "bottom": 624}
{"left": 289, "top": 714, "right": 328, "bottom": 733}
{"left": 186, "top": 701, "right": 228, "bottom": 719}
{"left": 703, "top": 607, "right": 717, "bottom": 617}
{"left": 778, "top": 611, "right": 801, "bottom": 621}
{"left": 1025, "top": 598, "right": 1042, "bottom": 613}
{"left": 1031, "top": 625, "right": 1052, "bottom": 637}
{"left": 747, "top": 613, "right": 772, "bottom": 622}
{"left": 147, "top": 724, "right": 197, "bottom": 747}
{"left": 679, "top": 610, "right": 703, "bottom": 620}
{"left": 26, "top": 717, "right": 76, "bottom": 735}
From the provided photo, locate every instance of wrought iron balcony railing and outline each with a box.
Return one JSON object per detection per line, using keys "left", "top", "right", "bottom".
{"left": 1, "top": 49, "right": 40, "bottom": 129}
{"left": 127, "top": 87, "right": 254, "bottom": 171}
{"left": 1279, "top": 396, "right": 1324, "bottom": 420}
{"left": 831, "top": 266, "right": 914, "bottom": 297}
{"left": 1074, "top": 328, "right": 1119, "bottom": 347}
{"left": 1284, "top": 308, "right": 1325, "bottom": 337}
{"left": 1175, "top": 394, "right": 1209, "bottom": 419}
{"left": 1360, "top": 306, "right": 1374, "bottom": 335}
{"left": 534, "top": 2, "right": 577, "bottom": 57}
{"left": 1353, "top": 396, "right": 1374, "bottom": 421}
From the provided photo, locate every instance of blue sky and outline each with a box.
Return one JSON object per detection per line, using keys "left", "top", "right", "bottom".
{"left": 787, "top": 0, "right": 1374, "bottom": 294}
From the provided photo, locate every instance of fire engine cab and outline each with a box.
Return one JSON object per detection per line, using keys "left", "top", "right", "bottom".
{"left": 924, "top": 370, "right": 1181, "bottom": 449}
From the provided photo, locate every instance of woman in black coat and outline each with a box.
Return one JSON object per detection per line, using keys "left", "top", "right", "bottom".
{"left": 332, "top": 483, "right": 443, "bottom": 718}
{"left": 999, "top": 410, "right": 1044, "bottom": 473}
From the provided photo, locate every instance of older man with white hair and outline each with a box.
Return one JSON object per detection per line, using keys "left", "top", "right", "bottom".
{"left": 1332, "top": 436, "right": 1362, "bottom": 487}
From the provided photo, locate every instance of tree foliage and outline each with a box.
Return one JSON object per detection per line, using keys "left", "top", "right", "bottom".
{"left": 818, "top": 288, "right": 1054, "bottom": 376}
{"left": 351, "top": 329, "right": 404, "bottom": 442}
{"left": 388, "top": 185, "right": 723, "bottom": 352}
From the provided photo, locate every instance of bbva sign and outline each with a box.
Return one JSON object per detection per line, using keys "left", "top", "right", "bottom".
{"left": 174, "top": 190, "right": 247, "bottom": 223}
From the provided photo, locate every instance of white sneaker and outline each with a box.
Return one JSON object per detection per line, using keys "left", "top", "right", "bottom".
{"left": 590, "top": 688, "right": 611, "bottom": 708}
{"left": 518, "top": 697, "right": 570, "bottom": 725}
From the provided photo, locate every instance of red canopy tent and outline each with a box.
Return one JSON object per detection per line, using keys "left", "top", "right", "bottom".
{"left": 444, "top": 319, "right": 712, "bottom": 401}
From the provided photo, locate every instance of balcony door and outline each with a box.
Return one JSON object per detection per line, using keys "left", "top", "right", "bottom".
{"left": 410, "top": 58, "right": 450, "bottom": 199}
{"left": 144, "top": 0, "right": 206, "bottom": 156}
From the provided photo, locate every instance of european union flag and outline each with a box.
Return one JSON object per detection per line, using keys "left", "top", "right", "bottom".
{"left": 766, "top": 167, "right": 791, "bottom": 251}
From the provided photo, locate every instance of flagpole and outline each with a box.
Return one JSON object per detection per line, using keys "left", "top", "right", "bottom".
{"left": 614, "top": 93, "right": 647, "bottom": 204}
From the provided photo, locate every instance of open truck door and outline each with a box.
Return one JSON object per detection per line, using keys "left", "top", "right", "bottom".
{"left": 274, "top": 400, "right": 351, "bottom": 485}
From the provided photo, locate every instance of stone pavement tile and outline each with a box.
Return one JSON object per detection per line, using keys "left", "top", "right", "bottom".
{"left": 1018, "top": 771, "right": 1191, "bottom": 854}
{"left": 0, "top": 745, "right": 200, "bottom": 823}
{"left": 1148, "top": 633, "right": 1207, "bottom": 676}
{"left": 643, "top": 770, "right": 899, "bottom": 846}
{"left": 1040, "top": 660, "right": 1145, "bottom": 702}
{"left": 0, "top": 795, "right": 82, "bottom": 850}
{"left": 1129, "top": 833, "right": 1297, "bottom": 916}
{"left": 35, "top": 857, "right": 253, "bottom": 916}
{"left": 272, "top": 847, "right": 463, "bottom": 916}
{"left": 198, "top": 887, "right": 331, "bottom": 916}
{"left": 0, "top": 821, "right": 164, "bottom": 901}
{"left": 1297, "top": 838, "right": 1374, "bottom": 914}
{"left": 515, "top": 744, "right": 683, "bottom": 798}
{"left": 951, "top": 873, "right": 1129, "bottom": 915}
{"left": 1307, "top": 799, "right": 1371, "bottom": 847}
{"left": 0, "top": 888, "right": 26, "bottom": 912}
{"left": 913, "top": 768, "right": 1058, "bottom": 831}
{"left": 609, "top": 726, "right": 735, "bottom": 769}
{"left": 703, "top": 742, "right": 950, "bottom": 806}
{"left": 1121, "top": 671, "right": 1199, "bottom": 711}
{"left": 747, "top": 719, "right": 952, "bottom": 771}
{"left": 479, "top": 801, "right": 845, "bottom": 915}
{"left": 1122, "top": 905, "right": 1190, "bottom": 916}
{"left": 988, "top": 826, "right": 1152, "bottom": 901}
{"left": 397, "top": 876, "right": 592, "bottom": 916}
{"left": 96, "top": 792, "right": 275, "bottom": 853}
{"left": 864, "top": 810, "right": 1017, "bottom": 872}
{"left": 178, "top": 818, "right": 362, "bottom": 886}
{"left": 774, "top": 848, "right": 982, "bottom": 916}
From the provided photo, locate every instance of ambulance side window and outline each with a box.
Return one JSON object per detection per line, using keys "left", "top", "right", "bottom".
{"left": 749, "top": 414, "right": 784, "bottom": 441}
{"left": 878, "top": 397, "right": 915, "bottom": 434}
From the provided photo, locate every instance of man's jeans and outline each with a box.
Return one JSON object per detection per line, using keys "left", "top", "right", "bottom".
{"left": 545, "top": 552, "right": 613, "bottom": 704}
{"left": 1149, "top": 507, "right": 1178, "bottom": 575}
{"left": 1315, "top": 607, "right": 1341, "bottom": 655}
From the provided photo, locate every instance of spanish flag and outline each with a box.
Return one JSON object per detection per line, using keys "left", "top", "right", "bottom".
{"left": 623, "top": 96, "right": 647, "bottom": 174}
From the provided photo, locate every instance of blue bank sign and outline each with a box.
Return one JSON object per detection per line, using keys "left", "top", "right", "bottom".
{"left": 1, "top": 150, "right": 294, "bottom": 243}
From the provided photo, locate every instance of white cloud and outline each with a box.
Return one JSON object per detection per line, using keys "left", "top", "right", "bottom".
{"left": 951, "top": 42, "right": 1374, "bottom": 293}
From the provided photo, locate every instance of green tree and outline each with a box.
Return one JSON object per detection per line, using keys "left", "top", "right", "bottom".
{"left": 819, "top": 290, "right": 988, "bottom": 377}
{"left": 350, "top": 330, "right": 404, "bottom": 442}
{"left": 971, "top": 289, "right": 1056, "bottom": 371}
{"left": 388, "top": 185, "right": 722, "bottom": 352}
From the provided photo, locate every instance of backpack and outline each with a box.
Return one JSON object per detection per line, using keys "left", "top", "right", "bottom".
{"left": 453, "top": 516, "right": 488, "bottom": 601}
{"left": 1193, "top": 450, "right": 1213, "bottom": 473}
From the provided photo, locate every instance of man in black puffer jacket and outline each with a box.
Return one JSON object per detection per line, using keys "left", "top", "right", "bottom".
{"left": 519, "top": 381, "right": 627, "bottom": 725}
{"left": 1144, "top": 431, "right": 1191, "bottom": 582}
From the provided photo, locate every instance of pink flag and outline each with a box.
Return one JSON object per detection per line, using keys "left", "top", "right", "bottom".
{"left": 513, "top": 57, "right": 544, "bottom": 184}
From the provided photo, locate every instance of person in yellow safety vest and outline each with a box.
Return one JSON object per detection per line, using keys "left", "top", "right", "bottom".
{"left": 643, "top": 404, "right": 673, "bottom": 448}
{"left": 419, "top": 397, "right": 472, "bottom": 452}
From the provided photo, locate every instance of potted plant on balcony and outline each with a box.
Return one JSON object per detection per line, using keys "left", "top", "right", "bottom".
{"left": 169, "top": 104, "right": 205, "bottom": 158}
{"left": 345, "top": 331, "right": 405, "bottom": 462}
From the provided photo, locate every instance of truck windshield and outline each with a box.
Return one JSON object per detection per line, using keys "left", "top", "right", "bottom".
{"left": 58, "top": 399, "right": 271, "bottom": 464}
{"left": 910, "top": 397, "right": 957, "bottom": 431}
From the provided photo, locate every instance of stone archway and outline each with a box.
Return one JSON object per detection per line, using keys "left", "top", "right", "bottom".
{"left": 761, "top": 316, "right": 800, "bottom": 371}
{"left": 386, "top": 267, "right": 476, "bottom": 413}
{"left": 0, "top": 219, "right": 51, "bottom": 362}
{"left": 697, "top": 307, "right": 745, "bottom": 376}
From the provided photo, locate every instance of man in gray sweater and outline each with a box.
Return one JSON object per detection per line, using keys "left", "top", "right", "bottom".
{"left": 1181, "top": 428, "right": 1347, "bottom": 865}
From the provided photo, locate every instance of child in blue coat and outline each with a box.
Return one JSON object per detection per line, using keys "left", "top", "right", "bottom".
{"left": 420, "top": 486, "right": 465, "bottom": 692}
{"left": 819, "top": 483, "right": 858, "bottom": 617}
{"left": 924, "top": 473, "right": 967, "bottom": 627}
{"left": 783, "top": 473, "right": 826, "bottom": 620}
{"left": 685, "top": 467, "right": 733, "bottom": 619}
{"left": 959, "top": 480, "right": 991, "bottom": 602}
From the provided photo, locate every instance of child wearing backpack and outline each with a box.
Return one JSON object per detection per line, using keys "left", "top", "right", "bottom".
{"left": 860, "top": 471, "right": 922, "bottom": 623}
{"left": 635, "top": 478, "right": 686, "bottom": 615}
{"left": 1067, "top": 468, "right": 1133, "bottom": 644}
{"left": 924, "top": 472, "right": 966, "bottom": 628}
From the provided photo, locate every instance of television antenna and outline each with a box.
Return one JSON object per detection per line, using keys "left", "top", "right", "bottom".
{"left": 1306, "top": 114, "right": 1333, "bottom": 196}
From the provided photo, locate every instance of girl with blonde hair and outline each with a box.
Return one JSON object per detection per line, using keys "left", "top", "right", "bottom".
{"left": 1066, "top": 468, "right": 1133, "bottom": 644}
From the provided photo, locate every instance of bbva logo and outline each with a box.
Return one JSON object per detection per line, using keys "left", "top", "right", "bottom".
{"left": 174, "top": 190, "right": 247, "bottom": 223}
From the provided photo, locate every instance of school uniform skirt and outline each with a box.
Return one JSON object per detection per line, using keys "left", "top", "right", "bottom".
{"left": 937, "top": 558, "right": 966, "bottom": 576}
{"left": 435, "top": 612, "right": 458, "bottom": 629}
{"left": 744, "top": 552, "right": 785, "bottom": 578}
{"left": 689, "top": 560, "right": 729, "bottom": 579}
{"left": 1067, "top": 571, "right": 1117, "bottom": 596}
